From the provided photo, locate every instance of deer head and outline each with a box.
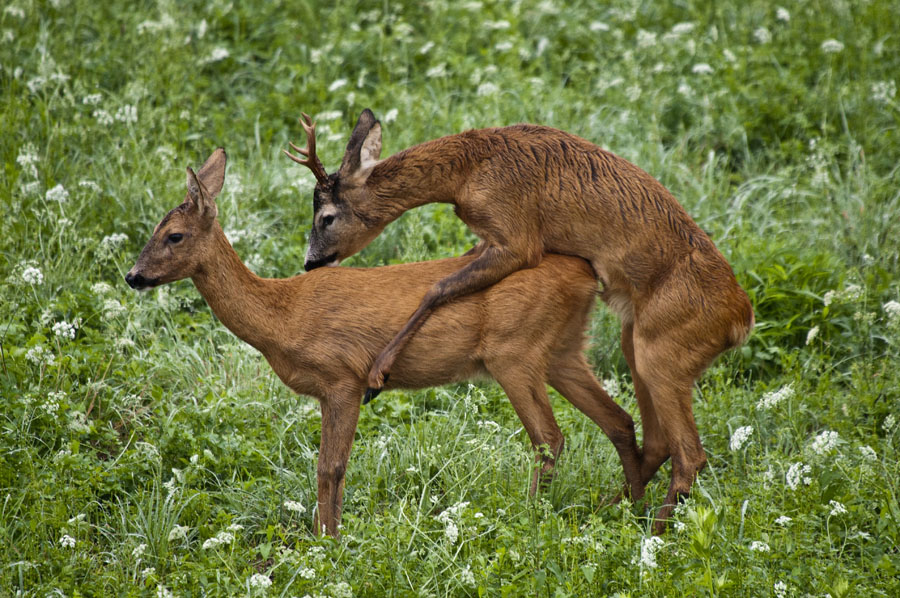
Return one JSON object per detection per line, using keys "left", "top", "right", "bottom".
{"left": 285, "top": 109, "right": 385, "bottom": 270}
{"left": 125, "top": 148, "right": 226, "bottom": 290}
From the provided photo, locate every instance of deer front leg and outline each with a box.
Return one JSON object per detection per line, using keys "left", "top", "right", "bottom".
{"left": 363, "top": 244, "right": 540, "bottom": 402}
{"left": 314, "top": 397, "right": 360, "bottom": 537}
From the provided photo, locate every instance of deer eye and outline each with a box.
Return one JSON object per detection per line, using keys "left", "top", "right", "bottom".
{"left": 167, "top": 233, "right": 184, "bottom": 243}
{"left": 322, "top": 214, "right": 335, "bottom": 227}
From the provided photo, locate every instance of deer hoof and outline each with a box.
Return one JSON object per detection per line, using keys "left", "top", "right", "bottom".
{"left": 363, "top": 387, "right": 382, "bottom": 404}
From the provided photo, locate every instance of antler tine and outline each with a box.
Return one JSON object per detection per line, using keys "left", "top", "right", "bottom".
{"left": 284, "top": 113, "right": 329, "bottom": 185}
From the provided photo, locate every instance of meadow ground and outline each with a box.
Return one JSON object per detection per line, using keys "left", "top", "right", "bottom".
{"left": 1, "top": 0, "right": 899, "bottom": 596}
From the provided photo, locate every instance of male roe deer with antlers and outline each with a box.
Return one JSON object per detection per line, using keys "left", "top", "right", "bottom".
{"left": 285, "top": 110, "right": 754, "bottom": 532}
{"left": 125, "top": 148, "right": 642, "bottom": 536}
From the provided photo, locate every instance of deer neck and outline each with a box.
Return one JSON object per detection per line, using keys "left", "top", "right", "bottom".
{"left": 365, "top": 137, "right": 467, "bottom": 218}
{"left": 190, "top": 223, "right": 288, "bottom": 352}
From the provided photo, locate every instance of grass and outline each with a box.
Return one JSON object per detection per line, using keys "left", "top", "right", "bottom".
{"left": 2, "top": 0, "right": 900, "bottom": 596}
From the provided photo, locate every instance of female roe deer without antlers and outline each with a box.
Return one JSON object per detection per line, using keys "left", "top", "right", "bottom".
{"left": 125, "top": 148, "right": 643, "bottom": 537}
{"left": 285, "top": 110, "right": 754, "bottom": 532}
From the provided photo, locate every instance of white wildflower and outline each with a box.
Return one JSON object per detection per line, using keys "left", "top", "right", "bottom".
{"left": 202, "top": 530, "right": 234, "bottom": 549}
{"left": 115, "top": 105, "right": 137, "bottom": 124}
{"left": 307, "top": 545, "right": 326, "bottom": 562}
{"left": 43, "top": 391, "right": 65, "bottom": 416}
{"left": 828, "top": 500, "right": 847, "bottom": 516}
{"left": 52, "top": 320, "right": 77, "bottom": 339}
{"left": 91, "top": 282, "right": 113, "bottom": 295}
{"left": 823, "top": 290, "right": 837, "bottom": 306}
{"left": 821, "top": 39, "right": 844, "bottom": 54}
{"left": 248, "top": 573, "right": 272, "bottom": 589}
{"left": 93, "top": 109, "right": 114, "bottom": 125}
{"left": 68, "top": 411, "right": 91, "bottom": 433}
{"left": 103, "top": 298, "right": 126, "bottom": 319}
{"left": 477, "top": 82, "right": 499, "bottom": 96}
{"left": 21, "top": 266, "right": 43, "bottom": 285}
{"left": 786, "top": 462, "right": 812, "bottom": 490}
{"left": 884, "top": 300, "right": 900, "bottom": 323}
{"left": 872, "top": 80, "right": 896, "bottom": 104}
{"left": 590, "top": 22, "right": 610, "bottom": 32}
{"left": 639, "top": 535, "right": 664, "bottom": 569}
{"left": 226, "top": 523, "right": 244, "bottom": 532}
{"left": 383, "top": 108, "right": 399, "bottom": 123}
{"left": 810, "top": 430, "right": 839, "bottom": 455}
{"left": 484, "top": 20, "right": 511, "bottom": 30}
{"left": 858, "top": 445, "right": 877, "bottom": 461}
{"left": 636, "top": 29, "right": 657, "bottom": 48}
{"left": 79, "top": 179, "right": 101, "bottom": 193}
{"left": 132, "top": 543, "right": 147, "bottom": 558}
{"left": 329, "top": 581, "right": 353, "bottom": 598}
{"left": 805, "top": 325, "right": 819, "bottom": 345}
{"left": 494, "top": 40, "right": 514, "bottom": 52}
{"left": 45, "top": 184, "right": 69, "bottom": 203}
{"left": 284, "top": 500, "right": 306, "bottom": 513}
{"left": 776, "top": 7, "right": 790, "bottom": 22}
{"left": 775, "top": 515, "right": 792, "bottom": 526}
{"left": 141, "top": 567, "right": 156, "bottom": 579}
{"left": 671, "top": 22, "right": 695, "bottom": 36}
{"left": 749, "top": 541, "right": 770, "bottom": 552}
{"left": 100, "top": 232, "right": 129, "bottom": 253}
{"left": 753, "top": 27, "right": 771, "bottom": 44}
{"left": 4, "top": 6, "right": 25, "bottom": 18}
{"left": 692, "top": 63, "right": 714, "bottom": 75}
{"left": 730, "top": 425, "right": 753, "bottom": 451}
{"left": 426, "top": 63, "right": 447, "bottom": 78}
{"left": 83, "top": 93, "right": 102, "bottom": 105}
{"left": 602, "top": 378, "right": 620, "bottom": 398}
{"left": 328, "top": 78, "right": 348, "bottom": 92}
{"left": 460, "top": 564, "right": 475, "bottom": 587}
{"left": 157, "top": 586, "right": 174, "bottom": 598}
{"left": 59, "top": 534, "right": 76, "bottom": 548}
{"left": 723, "top": 48, "right": 737, "bottom": 63}
{"left": 116, "top": 337, "right": 137, "bottom": 351}
{"left": 26, "top": 345, "right": 55, "bottom": 367}
{"left": 298, "top": 567, "right": 316, "bottom": 579}
{"left": 884, "top": 414, "right": 897, "bottom": 432}
{"left": 443, "top": 519, "right": 459, "bottom": 544}
{"left": 774, "top": 581, "right": 788, "bottom": 598}
{"left": 207, "top": 47, "right": 230, "bottom": 62}
{"left": 756, "top": 383, "right": 794, "bottom": 410}
{"left": 168, "top": 525, "right": 189, "bottom": 542}
{"left": 843, "top": 284, "right": 862, "bottom": 301}
{"left": 67, "top": 513, "right": 86, "bottom": 525}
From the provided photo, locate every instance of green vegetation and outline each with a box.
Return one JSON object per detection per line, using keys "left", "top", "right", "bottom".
{"left": 2, "top": 0, "right": 899, "bottom": 595}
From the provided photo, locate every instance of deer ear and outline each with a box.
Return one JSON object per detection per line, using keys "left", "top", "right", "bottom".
{"left": 196, "top": 147, "right": 227, "bottom": 200}
{"left": 339, "top": 109, "right": 381, "bottom": 183}
{"left": 186, "top": 166, "right": 218, "bottom": 222}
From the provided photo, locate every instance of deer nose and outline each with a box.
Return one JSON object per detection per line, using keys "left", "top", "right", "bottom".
{"left": 125, "top": 271, "right": 145, "bottom": 289}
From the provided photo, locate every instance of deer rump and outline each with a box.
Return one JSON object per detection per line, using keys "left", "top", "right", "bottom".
{"left": 281, "top": 254, "right": 598, "bottom": 393}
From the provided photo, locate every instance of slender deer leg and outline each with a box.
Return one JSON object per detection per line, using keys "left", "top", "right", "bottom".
{"left": 547, "top": 354, "right": 643, "bottom": 500}
{"left": 491, "top": 366, "right": 565, "bottom": 495}
{"left": 365, "top": 245, "right": 539, "bottom": 400}
{"left": 621, "top": 322, "right": 670, "bottom": 487}
{"left": 314, "top": 396, "right": 361, "bottom": 537}
{"left": 631, "top": 332, "right": 707, "bottom": 535}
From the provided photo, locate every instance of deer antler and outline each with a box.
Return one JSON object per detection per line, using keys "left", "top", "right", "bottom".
{"left": 284, "top": 113, "right": 329, "bottom": 185}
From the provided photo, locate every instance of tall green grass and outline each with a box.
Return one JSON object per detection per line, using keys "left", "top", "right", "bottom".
{"left": 2, "top": 0, "right": 899, "bottom": 596}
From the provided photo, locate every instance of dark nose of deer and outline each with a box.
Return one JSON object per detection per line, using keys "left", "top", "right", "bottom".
{"left": 125, "top": 271, "right": 144, "bottom": 289}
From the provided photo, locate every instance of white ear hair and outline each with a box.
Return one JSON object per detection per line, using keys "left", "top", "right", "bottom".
{"left": 359, "top": 122, "right": 382, "bottom": 169}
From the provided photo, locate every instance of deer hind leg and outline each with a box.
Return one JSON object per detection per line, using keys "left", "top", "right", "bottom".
{"left": 547, "top": 353, "right": 642, "bottom": 500}
{"left": 314, "top": 396, "right": 361, "bottom": 537}
{"left": 492, "top": 366, "right": 565, "bottom": 495}
{"left": 621, "top": 321, "right": 670, "bottom": 490}
{"left": 365, "top": 244, "right": 540, "bottom": 400}
{"left": 631, "top": 329, "right": 708, "bottom": 535}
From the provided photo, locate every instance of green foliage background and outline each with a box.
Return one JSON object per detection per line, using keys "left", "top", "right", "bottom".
{"left": 1, "top": 0, "right": 899, "bottom": 596}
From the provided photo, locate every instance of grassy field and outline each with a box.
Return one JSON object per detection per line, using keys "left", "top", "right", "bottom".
{"left": 2, "top": 0, "right": 900, "bottom": 595}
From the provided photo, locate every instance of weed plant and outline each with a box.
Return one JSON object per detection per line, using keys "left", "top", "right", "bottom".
{"left": 1, "top": 0, "right": 899, "bottom": 596}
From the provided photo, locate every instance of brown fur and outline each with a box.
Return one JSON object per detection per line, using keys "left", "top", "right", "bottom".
{"left": 127, "top": 149, "right": 642, "bottom": 536}
{"left": 291, "top": 111, "right": 755, "bottom": 532}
